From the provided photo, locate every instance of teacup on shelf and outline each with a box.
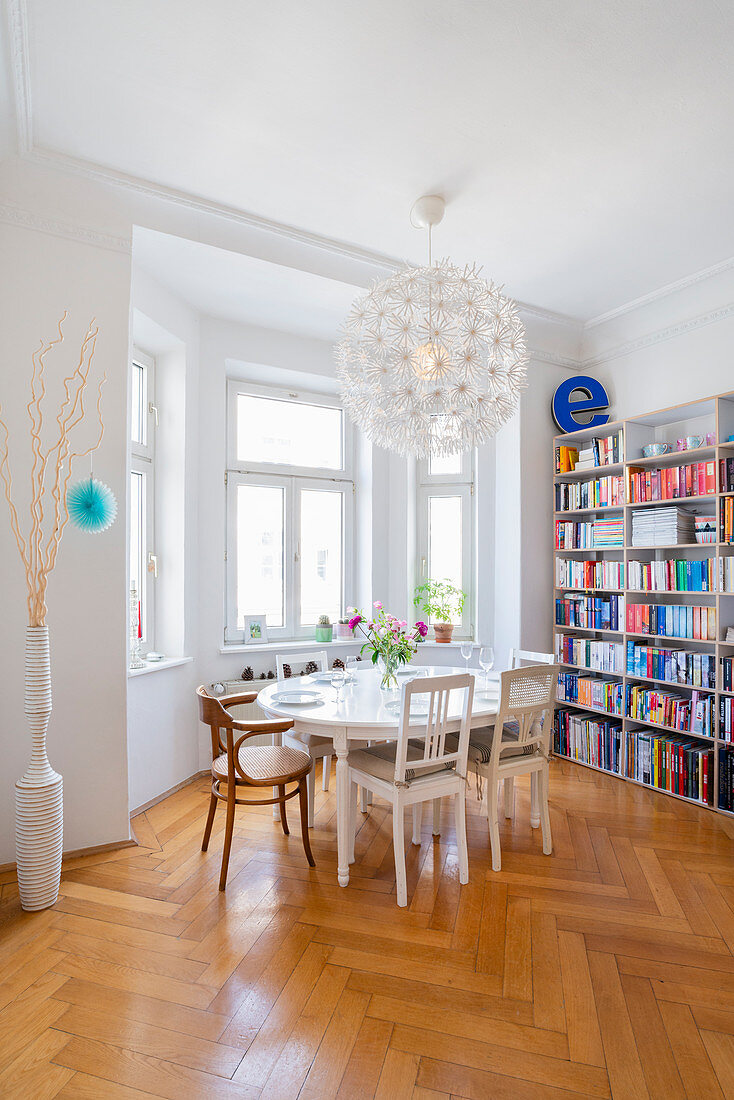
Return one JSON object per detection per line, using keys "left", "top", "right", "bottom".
{"left": 641, "top": 443, "right": 670, "bottom": 458}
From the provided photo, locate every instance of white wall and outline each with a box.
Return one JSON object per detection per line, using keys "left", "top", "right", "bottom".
{"left": 0, "top": 222, "right": 131, "bottom": 861}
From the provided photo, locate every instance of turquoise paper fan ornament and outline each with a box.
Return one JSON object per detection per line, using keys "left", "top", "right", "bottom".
{"left": 67, "top": 476, "right": 117, "bottom": 533}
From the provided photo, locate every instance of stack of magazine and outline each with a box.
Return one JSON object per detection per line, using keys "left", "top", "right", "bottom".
{"left": 631, "top": 507, "right": 694, "bottom": 547}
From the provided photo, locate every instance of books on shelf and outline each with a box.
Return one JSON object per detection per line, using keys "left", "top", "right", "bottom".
{"left": 630, "top": 507, "right": 695, "bottom": 547}
{"left": 720, "top": 697, "right": 734, "bottom": 743}
{"left": 627, "top": 557, "right": 716, "bottom": 592}
{"left": 554, "top": 430, "right": 623, "bottom": 474}
{"left": 625, "top": 602, "right": 716, "bottom": 641}
{"left": 627, "top": 461, "right": 716, "bottom": 503}
{"left": 722, "top": 497, "right": 734, "bottom": 544}
{"left": 722, "top": 558, "right": 734, "bottom": 592}
{"left": 719, "top": 749, "right": 734, "bottom": 812}
{"left": 555, "top": 632, "right": 625, "bottom": 673}
{"left": 557, "top": 672, "right": 623, "bottom": 715}
{"left": 555, "top": 475, "right": 624, "bottom": 512}
{"left": 626, "top": 729, "right": 712, "bottom": 804}
{"left": 556, "top": 593, "right": 623, "bottom": 631}
{"left": 554, "top": 710, "right": 622, "bottom": 772}
{"left": 555, "top": 558, "right": 624, "bottom": 590}
{"left": 555, "top": 518, "right": 624, "bottom": 549}
{"left": 720, "top": 456, "right": 734, "bottom": 492}
{"left": 625, "top": 684, "right": 714, "bottom": 737}
{"left": 722, "top": 656, "right": 734, "bottom": 692}
{"left": 626, "top": 641, "right": 716, "bottom": 688}
{"left": 554, "top": 445, "right": 579, "bottom": 474}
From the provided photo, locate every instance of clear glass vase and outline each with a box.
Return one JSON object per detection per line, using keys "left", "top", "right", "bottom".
{"left": 377, "top": 653, "right": 400, "bottom": 692}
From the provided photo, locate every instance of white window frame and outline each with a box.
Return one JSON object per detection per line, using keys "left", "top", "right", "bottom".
{"left": 417, "top": 451, "right": 474, "bottom": 639}
{"left": 225, "top": 380, "right": 353, "bottom": 643}
{"left": 130, "top": 349, "right": 156, "bottom": 649}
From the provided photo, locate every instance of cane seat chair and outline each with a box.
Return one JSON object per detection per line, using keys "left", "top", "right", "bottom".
{"left": 276, "top": 650, "right": 335, "bottom": 822}
{"left": 501, "top": 649, "right": 555, "bottom": 818}
{"left": 450, "top": 664, "right": 558, "bottom": 871}
{"left": 197, "top": 686, "right": 315, "bottom": 890}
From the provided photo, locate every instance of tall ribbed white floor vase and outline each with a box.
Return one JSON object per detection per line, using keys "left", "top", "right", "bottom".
{"left": 15, "top": 626, "right": 63, "bottom": 911}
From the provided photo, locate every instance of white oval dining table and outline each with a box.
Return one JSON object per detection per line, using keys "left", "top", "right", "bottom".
{"left": 257, "top": 664, "right": 499, "bottom": 887}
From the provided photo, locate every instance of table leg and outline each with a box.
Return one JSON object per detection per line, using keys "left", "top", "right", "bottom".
{"left": 334, "top": 728, "right": 350, "bottom": 887}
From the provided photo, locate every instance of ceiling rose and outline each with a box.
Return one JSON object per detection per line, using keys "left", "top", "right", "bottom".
{"left": 335, "top": 195, "right": 528, "bottom": 458}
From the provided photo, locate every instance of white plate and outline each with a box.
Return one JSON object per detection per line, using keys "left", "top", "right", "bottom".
{"left": 396, "top": 667, "right": 425, "bottom": 678}
{"left": 309, "top": 671, "right": 354, "bottom": 683}
{"left": 271, "top": 690, "right": 324, "bottom": 705}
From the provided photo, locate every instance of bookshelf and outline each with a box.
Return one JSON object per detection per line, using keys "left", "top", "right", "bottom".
{"left": 552, "top": 391, "right": 734, "bottom": 817}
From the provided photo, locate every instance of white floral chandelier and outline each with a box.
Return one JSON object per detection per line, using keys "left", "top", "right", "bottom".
{"left": 335, "top": 196, "right": 528, "bottom": 458}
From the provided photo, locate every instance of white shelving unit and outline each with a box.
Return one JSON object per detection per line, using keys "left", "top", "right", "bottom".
{"left": 552, "top": 391, "right": 734, "bottom": 817}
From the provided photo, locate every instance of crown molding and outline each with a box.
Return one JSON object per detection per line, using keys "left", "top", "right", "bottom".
{"left": 584, "top": 253, "right": 734, "bottom": 330}
{"left": 583, "top": 300, "right": 734, "bottom": 368}
{"left": 0, "top": 199, "right": 130, "bottom": 252}
{"left": 528, "top": 348, "right": 582, "bottom": 371}
{"left": 6, "top": 0, "right": 32, "bottom": 155}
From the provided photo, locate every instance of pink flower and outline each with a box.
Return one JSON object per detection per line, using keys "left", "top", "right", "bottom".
{"left": 415, "top": 621, "right": 428, "bottom": 638}
{"left": 348, "top": 614, "right": 362, "bottom": 630}
{"left": 367, "top": 621, "right": 374, "bottom": 631}
{"left": 373, "top": 600, "right": 382, "bottom": 609}
{"left": 399, "top": 619, "right": 407, "bottom": 627}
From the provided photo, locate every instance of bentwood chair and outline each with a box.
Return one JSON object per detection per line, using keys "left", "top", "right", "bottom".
{"left": 452, "top": 664, "right": 558, "bottom": 871}
{"left": 197, "top": 686, "right": 315, "bottom": 890}
{"left": 276, "top": 650, "right": 333, "bottom": 824}
{"left": 347, "top": 673, "right": 474, "bottom": 907}
{"left": 502, "top": 649, "right": 554, "bottom": 818}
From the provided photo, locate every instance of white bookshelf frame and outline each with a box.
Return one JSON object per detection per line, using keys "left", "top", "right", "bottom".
{"left": 552, "top": 390, "right": 734, "bottom": 817}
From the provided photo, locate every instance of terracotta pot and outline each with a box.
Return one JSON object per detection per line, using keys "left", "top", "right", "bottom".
{"left": 433, "top": 623, "right": 454, "bottom": 644}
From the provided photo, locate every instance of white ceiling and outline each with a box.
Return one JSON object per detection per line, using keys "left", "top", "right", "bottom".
{"left": 134, "top": 228, "right": 358, "bottom": 342}
{"left": 12, "top": 1, "right": 734, "bottom": 320}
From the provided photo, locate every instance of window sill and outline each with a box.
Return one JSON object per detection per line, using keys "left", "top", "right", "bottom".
{"left": 128, "top": 656, "right": 194, "bottom": 678}
{"left": 220, "top": 639, "right": 478, "bottom": 655}
{"left": 220, "top": 639, "right": 362, "bottom": 655}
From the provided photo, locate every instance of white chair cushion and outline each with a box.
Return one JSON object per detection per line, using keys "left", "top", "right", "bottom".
{"left": 348, "top": 740, "right": 456, "bottom": 786}
{"left": 446, "top": 724, "right": 538, "bottom": 768}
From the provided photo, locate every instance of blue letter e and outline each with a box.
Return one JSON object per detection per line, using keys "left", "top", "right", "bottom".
{"left": 552, "top": 376, "right": 610, "bottom": 434}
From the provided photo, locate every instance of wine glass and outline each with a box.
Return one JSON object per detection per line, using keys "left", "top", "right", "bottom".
{"left": 331, "top": 667, "right": 346, "bottom": 707}
{"left": 478, "top": 646, "right": 495, "bottom": 693}
{"left": 345, "top": 656, "right": 359, "bottom": 680}
{"left": 460, "top": 641, "right": 472, "bottom": 673}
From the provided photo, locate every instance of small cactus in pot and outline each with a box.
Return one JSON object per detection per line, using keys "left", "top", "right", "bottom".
{"left": 315, "top": 614, "right": 333, "bottom": 642}
{"left": 335, "top": 613, "right": 356, "bottom": 640}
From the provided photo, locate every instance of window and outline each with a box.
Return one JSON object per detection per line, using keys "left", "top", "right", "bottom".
{"left": 417, "top": 450, "right": 474, "bottom": 638}
{"left": 225, "top": 381, "right": 352, "bottom": 642}
{"left": 130, "top": 350, "right": 156, "bottom": 648}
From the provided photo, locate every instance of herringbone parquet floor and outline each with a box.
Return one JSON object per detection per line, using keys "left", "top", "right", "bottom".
{"left": 1, "top": 759, "right": 734, "bottom": 1098}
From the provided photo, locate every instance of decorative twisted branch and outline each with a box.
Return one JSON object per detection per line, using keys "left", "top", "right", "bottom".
{"left": 0, "top": 315, "right": 106, "bottom": 625}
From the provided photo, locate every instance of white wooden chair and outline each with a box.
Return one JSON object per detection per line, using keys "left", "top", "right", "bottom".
{"left": 276, "top": 650, "right": 332, "bottom": 826}
{"left": 460, "top": 664, "right": 559, "bottom": 871}
{"left": 503, "top": 648, "right": 554, "bottom": 819}
{"left": 347, "top": 672, "right": 474, "bottom": 907}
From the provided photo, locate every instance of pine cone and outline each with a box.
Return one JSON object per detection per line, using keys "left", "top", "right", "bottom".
{"left": 241, "top": 666, "right": 254, "bottom": 681}
{"left": 332, "top": 657, "right": 345, "bottom": 670}
{"left": 283, "top": 663, "right": 292, "bottom": 678}
{"left": 267, "top": 670, "right": 274, "bottom": 679}
{"left": 304, "top": 660, "right": 318, "bottom": 675}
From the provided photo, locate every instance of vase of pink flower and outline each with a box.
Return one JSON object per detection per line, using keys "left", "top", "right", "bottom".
{"left": 348, "top": 602, "right": 429, "bottom": 692}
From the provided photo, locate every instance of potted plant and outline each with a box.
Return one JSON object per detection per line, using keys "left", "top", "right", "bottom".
{"left": 413, "top": 579, "right": 467, "bottom": 643}
{"left": 348, "top": 604, "right": 428, "bottom": 691}
{"left": 335, "top": 614, "right": 355, "bottom": 641}
{"left": 315, "top": 615, "right": 333, "bottom": 642}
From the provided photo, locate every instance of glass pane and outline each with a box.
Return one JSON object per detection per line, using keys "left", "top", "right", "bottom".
{"left": 428, "top": 495, "right": 463, "bottom": 619}
{"left": 300, "top": 489, "right": 343, "bottom": 626}
{"left": 236, "top": 393, "right": 342, "bottom": 469}
{"left": 130, "top": 471, "right": 145, "bottom": 637}
{"left": 429, "top": 451, "right": 462, "bottom": 476}
{"left": 236, "top": 484, "right": 285, "bottom": 628}
{"left": 131, "top": 363, "right": 146, "bottom": 446}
